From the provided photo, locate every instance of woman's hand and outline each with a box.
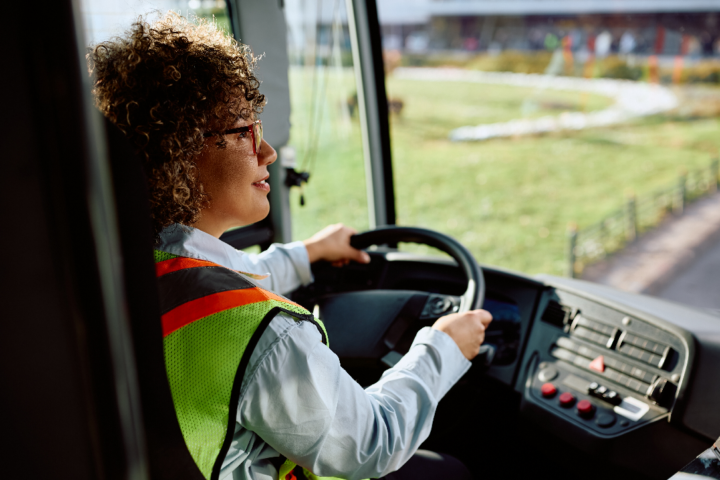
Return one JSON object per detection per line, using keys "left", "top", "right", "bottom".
{"left": 432, "top": 309, "right": 493, "bottom": 360}
{"left": 303, "top": 224, "right": 371, "bottom": 266}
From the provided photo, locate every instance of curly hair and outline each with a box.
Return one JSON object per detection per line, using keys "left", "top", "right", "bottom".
{"left": 88, "top": 12, "right": 265, "bottom": 238}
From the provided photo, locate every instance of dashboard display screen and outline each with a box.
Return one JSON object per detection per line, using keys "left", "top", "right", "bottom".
{"left": 482, "top": 297, "right": 522, "bottom": 366}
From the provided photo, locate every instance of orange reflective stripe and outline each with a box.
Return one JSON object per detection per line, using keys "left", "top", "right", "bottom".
{"left": 161, "top": 287, "right": 303, "bottom": 337}
{"left": 155, "top": 257, "right": 219, "bottom": 277}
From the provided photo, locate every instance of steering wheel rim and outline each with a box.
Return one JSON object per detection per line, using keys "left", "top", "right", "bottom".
{"left": 350, "top": 226, "right": 485, "bottom": 312}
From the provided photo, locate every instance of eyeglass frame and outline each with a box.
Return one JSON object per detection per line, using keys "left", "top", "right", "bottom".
{"left": 203, "top": 119, "right": 263, "bottom": 155}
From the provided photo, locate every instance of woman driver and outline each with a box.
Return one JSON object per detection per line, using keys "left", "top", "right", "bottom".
{"left": 88, "top": 13, "right": 491, "bottom": 480}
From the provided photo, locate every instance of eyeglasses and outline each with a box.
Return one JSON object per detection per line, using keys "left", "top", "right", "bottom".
{"left": 203, "top": 120, "right": 263, "bottom": 155}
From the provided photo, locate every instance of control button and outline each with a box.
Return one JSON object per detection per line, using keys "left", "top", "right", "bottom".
{"left": 589, "top": 355, "right": 605, "bottom": 372}
{"left": 538, "top": 367, "right": 558, "bottom": 382}
{"left": 576, "top": 399, "right": 595, "bottom": 417}
{"left": 426, "top": 295, "right": 451, "bottom": 316}
{"left": 541, "top": 383, "right": 557, "bottom": 398}
{"left": 559, "top": 392, "right": 575, "bottom": 408}
{"left": 648, "top": 377, "right": 676, "bottom": 407}
{"left": 619, "top": 419, "right": 629, "bottom": 427}
{"left": 603, "top": 390, "right": 621, "bottom": 406}
{"left": 586, "top": 382, "right": 623, "bottom": 405}
{"left": 596, "top": 412, "right": 616, "bottom": 428}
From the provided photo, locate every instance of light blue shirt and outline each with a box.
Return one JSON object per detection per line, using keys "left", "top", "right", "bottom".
{"left": 156, "top": 225, "right": 472, "bottom": 480}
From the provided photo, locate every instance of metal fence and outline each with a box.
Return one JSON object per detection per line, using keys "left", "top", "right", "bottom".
{"left": 568, "top": 159, "right": 720, "bottom": 278}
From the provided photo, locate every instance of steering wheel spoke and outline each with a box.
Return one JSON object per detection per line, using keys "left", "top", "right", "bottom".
{"left": 317, "top": 290, "right": 429, "bottom": 364}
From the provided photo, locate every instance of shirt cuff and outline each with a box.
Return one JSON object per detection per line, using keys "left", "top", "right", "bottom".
{"left": 279, "top": 240, "right": 314, "bottom": 286}
{"left": 409, "top": 327, "right": 472, "bottom": 393}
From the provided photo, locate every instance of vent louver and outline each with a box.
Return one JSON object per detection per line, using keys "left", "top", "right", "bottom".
{"left": 542, "top": 300, "right": 567, "bottom": 328}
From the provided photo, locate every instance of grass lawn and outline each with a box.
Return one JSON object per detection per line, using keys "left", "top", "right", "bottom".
{"left": 287, "top": 69, "right": 720, "bottom": 277}
{"left": 385, "top": 77, "right": 613, "bottom": 135}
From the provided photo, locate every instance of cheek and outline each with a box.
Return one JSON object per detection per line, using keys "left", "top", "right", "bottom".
{"left": 199, "top": 146, "right": 256, "bottom": 197}
{"left": 222, "top": 154, "right": 256, "bottom": 194}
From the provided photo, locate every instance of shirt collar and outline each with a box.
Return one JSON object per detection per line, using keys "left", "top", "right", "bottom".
{"left": 156, "top": 224, "right": 269, "bottom": 280}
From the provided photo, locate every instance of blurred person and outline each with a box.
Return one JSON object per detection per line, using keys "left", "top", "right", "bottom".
{"left": 88, "top": 12, "right": 491, "bottom": 480}
{"left": 619, "top": 31, "right": 636, "bottom": 55}
{"left": 595, "top": 31, "right": 612, "bottom": 58}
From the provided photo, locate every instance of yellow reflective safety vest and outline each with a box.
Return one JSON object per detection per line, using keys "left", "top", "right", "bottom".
{"left": 154, "top": 250, "right": 335, "bottom": 480}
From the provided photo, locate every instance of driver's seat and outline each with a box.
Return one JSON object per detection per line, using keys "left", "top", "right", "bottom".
{"left": 104, "top": 118, "right": 206, "bottom": 480}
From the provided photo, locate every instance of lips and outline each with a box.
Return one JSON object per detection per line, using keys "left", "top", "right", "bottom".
{"left": 252, "top": 175, "right": 270, "bottom": 192}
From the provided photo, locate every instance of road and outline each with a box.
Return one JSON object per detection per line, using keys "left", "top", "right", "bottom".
{"left": 581, "top": 192, "right": 720, "bottom": 317}
{"left": 655, "top": 237, "right": 720, "bottom": 314}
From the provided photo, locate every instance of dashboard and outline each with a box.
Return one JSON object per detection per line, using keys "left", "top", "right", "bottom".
{"left": 294, "top": 250, "right": 720, "bottom": 480}
{"left": 524, "top": 288, "right": 690, "bottom": 437}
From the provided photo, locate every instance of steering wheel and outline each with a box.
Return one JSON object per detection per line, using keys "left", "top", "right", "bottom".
{"left": 315, "top": 226, "right": 491, "bottom": 369}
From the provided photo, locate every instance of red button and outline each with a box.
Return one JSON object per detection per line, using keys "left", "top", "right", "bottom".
{"left": 559, "top": 392, "right": 575, "bottom": 408}
{"left": 541, "top": 383, "right": 557, "bottom": 398}
{"left": 577, "top": 399, "right": 595, "bottom": 417}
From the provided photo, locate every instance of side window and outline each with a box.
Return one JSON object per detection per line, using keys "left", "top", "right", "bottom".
{"left": 80, "top": 0, "right": 370, "bottom": 246}
{"left": 377, "top": 3, "right": 720, "bottom": 276}
{"left": 284, "top": 0, "right": 370, "bottom": 241}
{"left": 79, "top": 0, "right": 231, "bottom": 44}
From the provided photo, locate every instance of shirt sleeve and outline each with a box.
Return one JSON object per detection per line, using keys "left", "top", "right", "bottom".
{"left": 236, "top": 317, "right": 471, "bottom": 480}
{"left": 237, "top": 241, "right": 313, "bottom": 294}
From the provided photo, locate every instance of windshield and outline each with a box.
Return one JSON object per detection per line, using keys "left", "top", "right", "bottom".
{"left": 377, "top": 1, "right": 720, "bottom": 278}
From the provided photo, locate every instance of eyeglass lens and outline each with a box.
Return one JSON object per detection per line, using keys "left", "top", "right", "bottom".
{"left": 254, "top": 121, "right": 263, "bottom": 153}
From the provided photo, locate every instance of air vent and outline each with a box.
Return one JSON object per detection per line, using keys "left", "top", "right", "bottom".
{"left": 617, "top": 332, "right": 671, "bottom": 369}
{"left": 541, "top": 300, "right": 568, "bottom": 328}
{"left": 571, "top": 315, "right": 618, "bottom": 349}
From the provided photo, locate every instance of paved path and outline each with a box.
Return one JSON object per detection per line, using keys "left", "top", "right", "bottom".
{"left": 392, "top": 67, "right": 678, "bottom": 142}
{"left": 656, "top": 237, "right": 720, "bottom": 313}
{"left": 581, "top": 192, "right": 720, "bottom": 314}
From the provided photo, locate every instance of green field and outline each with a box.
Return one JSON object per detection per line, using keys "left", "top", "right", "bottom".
{"left": 287, "top": 69, "right": 720, "bottom": 276}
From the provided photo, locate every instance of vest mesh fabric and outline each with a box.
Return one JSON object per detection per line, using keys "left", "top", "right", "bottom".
{"left": 164, "top": 299, "right": 311, "bottom": 479}
{"left": 154, "top": 249, "right": 345, "bottom": 480}
{"left": 155, "top": 249, "right": 178, "bottom": 262}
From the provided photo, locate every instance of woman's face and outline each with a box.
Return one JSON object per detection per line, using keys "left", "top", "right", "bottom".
{"left": 193, "top": 115, "right": 277, "bottom": 237}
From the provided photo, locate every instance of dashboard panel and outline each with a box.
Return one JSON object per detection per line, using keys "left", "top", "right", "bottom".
{"left": 523, "top": 289, "right": 691, "bottom": 438}
{"left": 297, "top": 250, "right": 720, "bottom": 478}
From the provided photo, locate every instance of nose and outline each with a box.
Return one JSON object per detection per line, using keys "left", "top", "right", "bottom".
{"left": 258, "top": 138, "right": 277, "bottom": 166}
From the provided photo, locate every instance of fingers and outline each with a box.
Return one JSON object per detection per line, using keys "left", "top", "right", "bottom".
{"left": 306, "top": 223, "right": 371, "bottom": 265}
{"left": 351, "top": 247, "right": 371, "bottom": 264}
{"left": 335, "top": 225, "right": 368, "bottom": 263}
{"left": 474, "top": 309, "right": 493, "bottom": 327}
{"left": 431, "top": 309, "right": 490, "bottom": 360}
{"left": 331, "top": 249, "right": 369, "bottom": 267}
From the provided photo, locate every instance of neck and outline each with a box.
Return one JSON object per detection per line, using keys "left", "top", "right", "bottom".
{"left": 191, "top": 217, "right": 229, "bottom": 238}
